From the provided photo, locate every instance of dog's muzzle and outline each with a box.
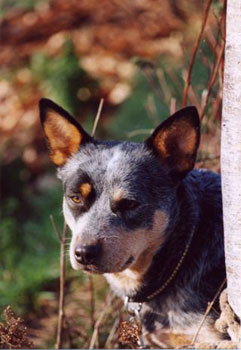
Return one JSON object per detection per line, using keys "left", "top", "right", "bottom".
{"left": 74, "top": 243, "right": 102, "bottom": 266}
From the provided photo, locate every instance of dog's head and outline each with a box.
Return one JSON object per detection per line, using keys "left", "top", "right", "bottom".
{"left": 39, "top": 98, "right": 200, "bottom": 275}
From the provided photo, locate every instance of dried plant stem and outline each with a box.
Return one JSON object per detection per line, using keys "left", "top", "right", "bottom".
{"left": 170, "top": 97, "right": 176, "bottom": 115}
{"left": 50, "top": 216, "right": 68, "bottom": 350}
{"left": 183, "top": 0, "right": 213, "bottom": 106}
{"left": 145, "top": 94, "right": 159, "bottom": 126}
{"left": 213, "top": 3, "right": 225, "bottom": 58}
{"left": 140, "top": 65, "right": 163, "bottom": 102}
{"left": 56, "top": 221, "right": 68, "bottom": 349}
{"left": 89, "top": 294, "right": 113, "bottom": 349}
{"left": 200, "top": 38, "right": 225, "bottom": 120}
{"left": 191, "top": 278, "right": 226, "bottom": 345}
{"left": 104, "top": 317, "right": 119, "bottom": 349}
{"left": 50, "top": 214, "right": 62, "bottom": 242}
{"left": 126, "top": 128, "right": 153, "bottom": 138}
{"left": 188, "top": 85, "right": 201, "bottom": 112}
{"left": 91, "top": 98, "right": 104, "bottom": 136}
{"left": 89, "top": 276, "right": 95, "bottom": 331}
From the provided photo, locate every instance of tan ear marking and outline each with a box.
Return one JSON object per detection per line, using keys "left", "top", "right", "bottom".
{"left": 79, "top": 183, "right": 92, "bottom": 198}
{"left": 44, "top": 110, "right": 82, "bottom": 166}
{"left": 146, "top": 106, "right": 200, "bottom": 176}
{"left": 154, "top": 120, "right": 197, "bottom": 159}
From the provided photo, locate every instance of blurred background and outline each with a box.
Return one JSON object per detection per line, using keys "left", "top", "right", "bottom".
{"left": 0, "top": 0, "right": 225, "bottom": 348}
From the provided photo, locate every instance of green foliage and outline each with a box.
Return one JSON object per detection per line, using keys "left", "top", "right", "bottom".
{"left": 31, "top": 40, "right": 98, "bottom": 115}
{"left": 110, "top": 36, "right": 218, "bottom": 142}
{"left": 109, "top": 62, "right": 181, "bottom": 141}
{"left": 0, "top": 0, "right": 48, "bottom": 17}
{"left": 0, "top": 160, "right": 63, "bottom": 313}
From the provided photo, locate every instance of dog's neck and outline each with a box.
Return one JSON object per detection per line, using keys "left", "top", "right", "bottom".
{"left": 105, "top": 244, "right": 160, "bottom": 298}
{"left": 105, "top": 181, "right": 200, "bottom": 302}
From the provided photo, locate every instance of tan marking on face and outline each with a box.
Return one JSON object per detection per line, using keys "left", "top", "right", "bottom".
{"left": 130, "top": 211, "right": 168, "bottom": 274}
{"left": 106, "top": 211, "right": 168, "bottom": 295}
{"left": 44, "top": 111, "right": 82, "bottom": 166}
{"left": 112, "top": 188, "right": 125, "bottom": 202}
{"left": 79, "top": 183, "right": 92, "bottom": 198}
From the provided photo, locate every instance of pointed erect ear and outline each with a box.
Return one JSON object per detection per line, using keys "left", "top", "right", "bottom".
{"left": 145, "top": 106, "right": 200, "bottom": 179}
{"left": 39, "top": 98, "right": 93, "bottom": 166}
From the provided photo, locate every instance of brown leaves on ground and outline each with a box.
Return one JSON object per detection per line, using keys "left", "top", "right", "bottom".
{"left": 0, "top": 0, "right": 202, "bottom": 67}
{"left": 0, "top": 306, "right": 34, "bottom": 349}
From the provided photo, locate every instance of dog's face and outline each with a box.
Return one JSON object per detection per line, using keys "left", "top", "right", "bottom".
{"left": 39, "top": 99, "right": 200, "bottom": 275}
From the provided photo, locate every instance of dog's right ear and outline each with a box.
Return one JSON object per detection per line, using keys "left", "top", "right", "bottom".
{"left": 145, "top": 106, "right": 200, "bottom": 179}
{"left": 39, "top": 98, "right": 93, "bottom": 166}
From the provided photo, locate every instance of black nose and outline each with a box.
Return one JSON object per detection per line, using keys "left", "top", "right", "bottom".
{"left": 74, "top": 243, "right": 101, "bottom": 265}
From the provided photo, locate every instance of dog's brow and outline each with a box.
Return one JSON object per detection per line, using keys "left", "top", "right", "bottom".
{"left": 112, "top": 188, "right": 125, "bottom": 202}
{"left": 65, "top": 172, "right": 92, "bottom": 193}
{"left": 79, "top": 183, "right": 92, "bottom": 198}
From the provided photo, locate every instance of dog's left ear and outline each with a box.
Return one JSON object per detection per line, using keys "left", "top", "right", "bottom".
{"left": 145, "top": 106, "right": 200, "bottom": 179}
{"left": 39, "top": 98, "right": 93, "bottom": 166}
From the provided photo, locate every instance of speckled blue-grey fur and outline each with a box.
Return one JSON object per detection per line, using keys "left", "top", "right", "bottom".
{"left": 39, "top": 99, "right": 226, "bottom": 348}
{"left": 58, "top": 143, "right": 225, "bottom": 346}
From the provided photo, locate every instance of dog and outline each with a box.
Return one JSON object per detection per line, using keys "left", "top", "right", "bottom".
{"left": 39, "top": 98, "right": 225, "bottom": 348}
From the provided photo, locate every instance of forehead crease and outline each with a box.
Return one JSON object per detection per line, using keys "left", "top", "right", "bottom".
{"left": 107, "top": 149, "right": 132, "bottom": 180}
{"left": 64, "top": 148, "right": 117, "bottom": 191}
{"left": 62, "top": 143, "right": 149, "bottom": 189}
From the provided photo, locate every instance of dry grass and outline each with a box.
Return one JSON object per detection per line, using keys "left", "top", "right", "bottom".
{"left": 0, "top": 306, "right": 33, "bottom": 349}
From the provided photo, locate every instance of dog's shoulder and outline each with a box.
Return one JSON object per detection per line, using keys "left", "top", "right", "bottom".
{"left": 185, "top": 168, "right": 222, "bottom": 221}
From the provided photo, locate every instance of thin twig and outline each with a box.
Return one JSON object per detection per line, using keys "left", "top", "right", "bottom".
{"left": 200, "top": 38, "right": 225, "bottom": 120}
{"left": 187, "top": 85, "right": 201, "bottom": 113}
{"left": 145, "top": 94, "right": 159, "bottom": 126}
{"left": 212, "top": 7, "right": 224, "bottom": 58}
{"left": 89, "top": 294, "right": 113, "bottom": 349}
{"left": 89, "top": 276, "right": 95, "bottom": 331}
{"left": 104, "top": 317, "right": 120, "bottom": 349}
{"left": 126, "top": 128, "right": 153, "bottom": 138}
{"left": 191, "top": 278, "right": 226, "bottom": 345}
{"left": 50, "top": 214, "right": 62, "bottom": 242}
{"left": 156, "top": 69, "right": 171, "bottom": 103}
{"left": 138, "top": 63, "right": 163, "bottom": 102}
{"left": 183, "top": 0, "right": 213, "bottom": 106}
{"left": 91, "top": 98, "right": 104, "bottom": 136}
{"left": 50, "top": 217, "right": 68, "bottom": 350}
{"left": 170, "top": 97, "right": 176, "bottom": 115}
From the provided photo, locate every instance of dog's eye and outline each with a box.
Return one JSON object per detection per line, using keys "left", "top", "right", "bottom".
{"left": 111, "top": 198, "right": 140, "bottom": 214}
{"left": 123, "top": 199, "right": 140, "bottom": 210}
{"left": 70, "top": 195, "right": 82, "bottom": 204}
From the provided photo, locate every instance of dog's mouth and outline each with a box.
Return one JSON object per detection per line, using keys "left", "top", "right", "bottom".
{"left": 83, "top": 266, "right": 103, "bottom": 274}
{"left": 82, "top": 256, "right": 134, "bottom": 274}
{"left": 123, "top": 255, "right": 134, "bottom": 268}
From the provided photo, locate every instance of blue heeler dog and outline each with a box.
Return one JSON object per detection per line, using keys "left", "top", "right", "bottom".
{"left": 39, "top": 98, "right": 225, "bottom": 347}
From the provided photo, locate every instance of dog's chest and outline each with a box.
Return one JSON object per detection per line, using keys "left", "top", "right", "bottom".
{"left": 141, "top": 301, "right": 222, "bottom": 348}
{"left": 104, "top": 268, "right": 142, "bottom": 297}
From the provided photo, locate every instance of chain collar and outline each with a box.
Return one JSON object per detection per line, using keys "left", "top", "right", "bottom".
{"left": 121, "top": 226, "right": 196, "bottom": 348}
{"left": 129, "top": 225, "right": 196, "bottom": 303}
{"left": 146, "top": 225, "right": 195, "bottom": 300}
